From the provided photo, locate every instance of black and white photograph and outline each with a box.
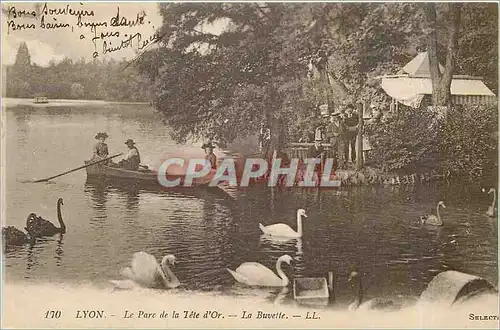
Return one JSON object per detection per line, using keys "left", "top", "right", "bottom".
{"left": 1, "top": 1, "right": 499, "bottom": 328}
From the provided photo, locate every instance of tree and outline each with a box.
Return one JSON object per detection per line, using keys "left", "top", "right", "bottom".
{"left": 70, "top": 82, "right": 85, "bottom": 98}
{"left": 4, "top": 48, "right": 150, "bottom": 101}
{"left": 138, "top": 3, "right": 311, "bottom": 156}
{"left": 14, "top": 42, "right": 31, "bottom": 67}
{"left": 7, "top": 42, "right": 33, "bottom": 98}
{"left": 456, "top": 3, "right": 498, "bottom": 92}
{"left": 137, "top": 2, "right": 496, "bottom": 156}
{"left": 423, "top": 3, "right": 461, "bottom": 107}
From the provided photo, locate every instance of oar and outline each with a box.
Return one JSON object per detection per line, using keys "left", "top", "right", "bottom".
{"left": 32, "top": 153, "right": 123, "bottom": 183}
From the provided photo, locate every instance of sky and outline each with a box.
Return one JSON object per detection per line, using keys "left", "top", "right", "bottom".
{"left": 2, "top": 2, "right": 164, "bottom": 66}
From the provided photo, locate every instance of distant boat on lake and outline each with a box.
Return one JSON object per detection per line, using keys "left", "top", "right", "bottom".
{"left": 34, "top": 97, "right": 49, "bottom": 104}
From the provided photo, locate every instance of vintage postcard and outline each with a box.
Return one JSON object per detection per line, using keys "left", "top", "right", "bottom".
{"left": 1, "top": 1, "right": 498, "bottom": 329}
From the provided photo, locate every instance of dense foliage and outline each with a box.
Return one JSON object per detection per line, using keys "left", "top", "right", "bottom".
{"left": 137, "top": 3, "right": 311, "bottom": 148}
{"left": 367, "top": 108, "right": 440, "bottom": 173}
{"left": 4, "top": 42, "right": 151, "bottom": 102}
{"left": 439, "top": 104, "right": 498, "bottom": 183}
{"left": 137, "top": 3, "right": 496, "bottom": 152}
{"left": 367, "top": 104, "right": 498, "bottom": 182}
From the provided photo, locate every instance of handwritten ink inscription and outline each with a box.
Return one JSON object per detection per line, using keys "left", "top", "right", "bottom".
{"left": 4, "top": 2, "right": 160, "bottom": 58}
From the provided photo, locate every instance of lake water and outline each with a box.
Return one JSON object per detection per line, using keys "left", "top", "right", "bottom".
{"left": 2, "top": 100, "right": 498, "bottom": 326}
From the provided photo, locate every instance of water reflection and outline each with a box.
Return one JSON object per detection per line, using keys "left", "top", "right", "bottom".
{"left": 13, "top": 110, "right": 32, "bottom": 149}
{"left": 84, "top": 181, "right": 110, "bottom": 224}
{"left": 3, "top": 102, "right": 497, "bottom": 302}
{"left": 26, "top": 245, "right": 36, "bottom": 272}
{"left": 114, "top": 183, "right": 140, "bottom": 213}
{"left": 259, "top": 237, "right": 305, "bottom": 277}
{"left": 55, "top": 234, "right": 64, "bottom": 267}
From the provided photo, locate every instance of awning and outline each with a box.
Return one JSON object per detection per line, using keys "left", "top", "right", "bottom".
{"left": 381, "top": 77, "right": 496, "bottom": 108}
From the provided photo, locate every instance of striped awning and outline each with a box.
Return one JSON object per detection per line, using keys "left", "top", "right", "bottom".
{"left": 381, "top": 76, "right": 496, "bottom": 108}
{"left": 452, "top": 94, "right": 497, "bottom": 105}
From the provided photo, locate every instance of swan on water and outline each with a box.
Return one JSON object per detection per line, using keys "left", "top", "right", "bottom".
{"left": 2, "top": 226, "right": 35, "bottom": 247}
{"left": 420, "top": 201, "right": 445, "bottom": 226}
{"left": 485, "top": 188, "right": 497, "bottom": 217}
{"left": 259, "top": 209, "right": 307, "bottom": 239}
{"left": 227, "top": 254, "right": 293, "bottom": 287}
{"left": 348, "top": 271, "right": 397, "bottom": 311}
{"left": 110, "top": 252, "right": 180, "bottom": 290}
{"left": 25, "top": 198, "right": 66, "bottom": 238}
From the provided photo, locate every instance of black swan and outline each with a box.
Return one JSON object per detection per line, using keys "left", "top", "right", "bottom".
{"left": 348, "top": 271, "right": 398, "bottom": 311}
{"left": 2, "top": 226, "right": 34, "bottom": 246}
{"left": 26, "top": 198, "right": 66, "bottom": 238}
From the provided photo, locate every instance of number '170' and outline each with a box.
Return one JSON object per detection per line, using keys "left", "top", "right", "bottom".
{"left": 45, "top": 310, "right": 61, "bottom": 318}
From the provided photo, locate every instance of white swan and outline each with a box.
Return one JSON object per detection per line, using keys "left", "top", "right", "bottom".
{"left": 227, "top": 254, "right": 293, "bottom": 287}
{"left": 348, "top": 271, "right": 397, "bottom": 311}
{"left": 259, "top": 209, "right": 307, "bottom": 238}
{"left": 420, "top": 201, "right": 445, "bottom": 226}
{"left": 110, "top": 252, "right": 180, "bottom": 290}
{"left": 486, "top": 188, "right": 497, "bottom": 217}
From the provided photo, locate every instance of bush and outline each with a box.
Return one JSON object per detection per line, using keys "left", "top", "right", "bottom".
{"left": 366, "top": 107, "right": 440, "bottom": 173}
{"left": 366, "top": 103, "right": 498, "bottom": 183}
{"left": 438, "top": 104, "right": 498, "bottom": 183}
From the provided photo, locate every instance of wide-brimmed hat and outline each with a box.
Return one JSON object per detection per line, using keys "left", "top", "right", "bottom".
{"left": 202, "top": 142, "right": 216, "bottom": 149}
{"left": 125, "top": 139, "right": 136, "bottom": 146}
{"left": 95, "top": 132, "right": 109, "bottom": 140}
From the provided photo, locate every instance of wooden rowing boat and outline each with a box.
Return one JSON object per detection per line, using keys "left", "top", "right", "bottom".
{"left": 84, "top": 161, "right": 216, "bottom": 187}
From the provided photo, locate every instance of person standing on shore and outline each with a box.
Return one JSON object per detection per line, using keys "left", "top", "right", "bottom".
{"left": 307, "top": 137, "right": 326, "bottom": 183}
{"left": 343, "top": 104, "right": 359, "bottom": 164}
{"left": 326, "top": 114, "right": 340, "bottom": 170}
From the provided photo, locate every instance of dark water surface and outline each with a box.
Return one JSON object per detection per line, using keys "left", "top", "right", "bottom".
{"left": 3, "top": 100, "right": 498, "bottom": 306}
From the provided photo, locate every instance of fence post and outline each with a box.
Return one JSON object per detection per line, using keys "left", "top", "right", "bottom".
{"left": 356, "top": 102, "right": 364, "bottom": 170}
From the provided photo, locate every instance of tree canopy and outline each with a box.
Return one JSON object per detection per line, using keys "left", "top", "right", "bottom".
{"left": 5, "top": 43, "right": 151, "bottom": 102}
{"left": 138, "top": 2, "right": 497, "bottom": 153}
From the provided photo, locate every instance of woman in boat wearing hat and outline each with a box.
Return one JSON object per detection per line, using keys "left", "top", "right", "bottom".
{"left": 92, "top": 132, "right": 109, "bottom": 163}
{"left": 118, "top": 139, "right": 141, "bottom": 170}
{"left": 202, "top": 142, "right": 217, "bottom": 169}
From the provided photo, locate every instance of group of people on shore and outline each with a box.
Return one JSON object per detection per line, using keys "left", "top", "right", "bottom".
{"left": 307, "top": 103, "right": 361, "bottom": 171}
{"left": 91, "top": 132, "right": 141, "bottom": 170}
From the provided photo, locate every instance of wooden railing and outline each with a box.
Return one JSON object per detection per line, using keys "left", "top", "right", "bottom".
{"left": 284, "top": 104, "right": 378, "bottom": 169}
{"left": 285, "top": 142, "right": 337, "bottom": 160}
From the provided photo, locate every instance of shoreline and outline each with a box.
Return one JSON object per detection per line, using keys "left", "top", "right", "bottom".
{"left": 1, "top": 97, "right": 151, "bottom": 107}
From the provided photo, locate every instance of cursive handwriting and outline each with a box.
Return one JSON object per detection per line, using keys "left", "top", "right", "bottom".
{"left": 41, "top": 2, "right": 94, "bottom": 19}
{"left": 92, "top": 30, "right": 120, "bottom": 46}
{"left": 101, "top": 31, "right": 160, "bottom": 55}
{"left": 76, "top": 16, "right": 107, "bottom": 33}
{"left": 7, "top": 20, "right": 36, "bottom": 34}
{"left": 40, "top": 16, "right": 70, "bottom": 30}
{"left": 103, "top": 32, "right": 141, "bottom": 54}
{"left": 138, "top": 31, "right": 161, "bottom": 51}
{"left": 4, "top": 3, "right": 158, "bottom": 59}
{"left": 109, "top": 7, "right": 146, "bottom": 28}
{"left": 6, "top": 6, "right": 37, "bottom": 19}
